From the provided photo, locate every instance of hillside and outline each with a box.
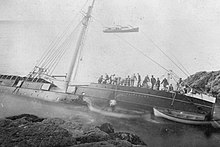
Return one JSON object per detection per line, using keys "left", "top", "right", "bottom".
{"left": 184, "top": 70, "right": 220, "bottom": 97}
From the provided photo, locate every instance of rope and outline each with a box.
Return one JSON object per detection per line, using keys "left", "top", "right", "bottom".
{"left": 169, "top": 51, "right": 191, "bottom": 76}
{"left": 37, "top": 0, "right": 89, "bottom": 67}
{"left": 90, "top": 15, "right": 204, "bottom": 95}
{"left": 38, "top": 17, "right": 79, "bottom": 67}
{"left": 114, "top": 34, "right": 170, "bottom": 72}
{"left": 91, "top": 16, "right": 172, "bottom": 73}
{"left": 42, "top": 20, "right": 83, "bottom": 72}
{"left": 41, "top": 23, "right": 75, "bottom": 68}
{"left": 45, "top": 21, "right": 82, "bottom": 73}
{"left": 141, "top": 32, "right": 190, "bottom": 77}
{"left": 49, "top": 24, "right": 82, "bottom": 75}
{"left": 92, "top": 8, "right": 191, "bottom": 81}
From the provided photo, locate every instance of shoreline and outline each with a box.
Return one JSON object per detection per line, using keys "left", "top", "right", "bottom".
{"left": 0, "top": 114, "right": 147, "bottom": 147}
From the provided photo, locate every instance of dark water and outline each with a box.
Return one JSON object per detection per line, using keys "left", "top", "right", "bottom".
{"left": 1, "top": 93, "right": 220, "bottom": 147}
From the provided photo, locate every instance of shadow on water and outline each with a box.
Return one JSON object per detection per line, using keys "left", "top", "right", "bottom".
{"left": 1, "top": 93, "right": 220, "bottom": 147}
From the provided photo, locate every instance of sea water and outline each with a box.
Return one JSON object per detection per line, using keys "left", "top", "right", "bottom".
{"left": 1, "top": 93, "right": 220, "bottom": 147}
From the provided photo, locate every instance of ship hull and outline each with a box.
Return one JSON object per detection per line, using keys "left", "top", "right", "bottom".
{"left": 0, "top": 85, "right": 78, "bottom": 102}
{"left": 0, "top": 75, "right": 80, "bottom": 102}
{"left": 0, "top": 78, "right": 215, "bottom": 116}
{"left": 76, "top": 83, "right": 215, "bottom": 114}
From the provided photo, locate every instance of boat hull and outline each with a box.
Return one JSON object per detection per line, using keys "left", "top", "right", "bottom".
{"left": 153, "top": 107, "right": 211, "bottom": 125}
{"left": 76, "top": 83, "right": 215, "bottom": 114}
{"left": 85, "top": 97, "right": 146, "bottom": 118}
{"left": 0, "top": 80, "right": 215, "bottom": 117}
{"left": 0, "top": 85, "right": 78, "bottom": 102}
{"left": 103, "top": 28, "right": 139, "bottom": 33}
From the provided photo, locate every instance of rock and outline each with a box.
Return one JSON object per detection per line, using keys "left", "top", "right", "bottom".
{"left": 184, "top": 70, "right": 220, "bottom": 98}
{"left": 98, "top": 123, "right": 114, "bottom": 134}
{"left": 42, "top": 118, "right": 65, "bottom": 125}
{"left": 0, "top": 114, "right": 147, "bottom": 147}
{"left": 106, "top": 140, "right": 133, "bottom": 147}
{"left": 0, "top": 115, "right": 76, "bottom": 147}
{"left": 60, "top": 96, "right": 88, "bottom": 106}
{"left": 0, "top": 118, "right": 12, "bottom": 127}
{"left": 75, "top": 127, "right": 110, "bottom": 144}
{"left": 6, "top": 114, "right": 45, "bottom": 122}
{"left": 109, "top": 132, "right": 146, "bottom": 146}
{"left": 61, "top": 121, "right": 85, "bottom": 137}
{"left": 72, "top": 140, "right": 133, "bottom": 147}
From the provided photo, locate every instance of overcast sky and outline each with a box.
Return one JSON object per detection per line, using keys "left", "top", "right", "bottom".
{"left": 1, "top": 0, "right": 220, "bottom": 82}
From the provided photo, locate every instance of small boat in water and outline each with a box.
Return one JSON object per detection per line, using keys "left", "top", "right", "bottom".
{"left": 153, "top": 107, "right": 213, "bottom": 125}
{"left": 84, "top": 97, "right": 146, "bottom": 119}
{"left": 103, "top": 25, "right": 139, "bottom": 33}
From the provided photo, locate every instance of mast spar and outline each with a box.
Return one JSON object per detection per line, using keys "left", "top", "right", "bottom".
{"left": 65, "top": 0, "right": 95, "bottom": 92}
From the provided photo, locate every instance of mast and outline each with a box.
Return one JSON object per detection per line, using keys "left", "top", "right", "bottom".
{"left": 65, "top": 0, "right": 95, "bottom": 92}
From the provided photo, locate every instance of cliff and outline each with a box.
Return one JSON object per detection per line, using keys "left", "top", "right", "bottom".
{"left": 184, "top": 70, "right": 220, "bottom": 97}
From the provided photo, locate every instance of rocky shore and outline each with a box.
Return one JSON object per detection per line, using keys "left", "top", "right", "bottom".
{"left": 0, "top": 114, "right": 147, "bottom": 147}
{"left": 184, "top": 70, "right": 220, "bottom": 97}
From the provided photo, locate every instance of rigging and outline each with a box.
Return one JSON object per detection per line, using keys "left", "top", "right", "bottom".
{"left": 91, "top": 15, "right": 178, "bottom": 76}
{"left": 140, "top": 32, "right": 191, "bottom": 77}
{"left": 29, "top": 0, "right": 90, "bottom": 79}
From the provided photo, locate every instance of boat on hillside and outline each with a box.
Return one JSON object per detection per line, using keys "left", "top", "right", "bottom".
{"left": 103, "top": 25, "right": 139, "bottom": 33}
{"left": 0, "top": 0, "right": 217, "bottom": 120}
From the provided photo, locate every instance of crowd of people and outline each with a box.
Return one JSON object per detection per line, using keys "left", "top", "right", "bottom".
{"left": 97, "top": 73, "right": 184, "bottom": 92}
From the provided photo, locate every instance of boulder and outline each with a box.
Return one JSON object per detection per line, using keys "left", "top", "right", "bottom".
{"left": 75, "top": 127, "right": 110, "bottom": 144}
{"left": 109, "top": 132, "right": 146, "bottom": 146}
{"left": 0, "top": 114, "right": 147, "bottom": 147}
{"left": 0, "top": 115, "right": 76, "bottom": 147}
{"left": 6, "top": 114, "right": 45, "bottom": 122}
{"left": 98, "top": 123, "right": 114, "bottom": 134}
{"left": 72, "top": 140, "right": 133, "bottom": 147}
{"left": 184, "top": 70, "right": 220, "bottom": 97}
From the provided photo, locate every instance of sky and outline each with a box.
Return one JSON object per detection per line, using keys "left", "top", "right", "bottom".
{"left": 0, "top": 0, "right": 220, "bottom": 83}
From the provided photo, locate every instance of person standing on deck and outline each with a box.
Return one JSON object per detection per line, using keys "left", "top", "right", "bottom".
{"left": 146, "top": 75, "right": 150, "bottom": 88}
{"left": 109, "top": 74, "right": 115, "bottom": 84}
{"left": 98, "top": 75, "right": 103, "bottom": 83}
{"left": 120, "top": 78, "right": 125, "bottom": 86}
{"left": 151, "top": 75, "right": 156, "bottom": 90}
{"left": 124, "top": 77, "right": 128, "bottom": 86}
{"left": 117, "top": 77, "right": 121, "bottom": 85}
{"left": 142, "top": 75, "right": 150, "bottom": 88}
{"left": 176, "top": 78, "right": 183, "bottom": 91}
{"left": 130, "top": 74, "right": 137, "bottom": 87}
{"left": 155, "top": 78, "right": 160, "bottom": 90}
{"left": 113, "top": 76, "right": 117, "bottom": 85}
{"left": 127, "top": 75, "right": 131, "bottom": 86}
{"left": 103, "top": 74, "right": 109, "bottom": 84}
{"left": 161, "top": 78, "right": 169, "bottom": 91}
{"left": 137, "top": 73, "right": 141, "bottom": 87}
